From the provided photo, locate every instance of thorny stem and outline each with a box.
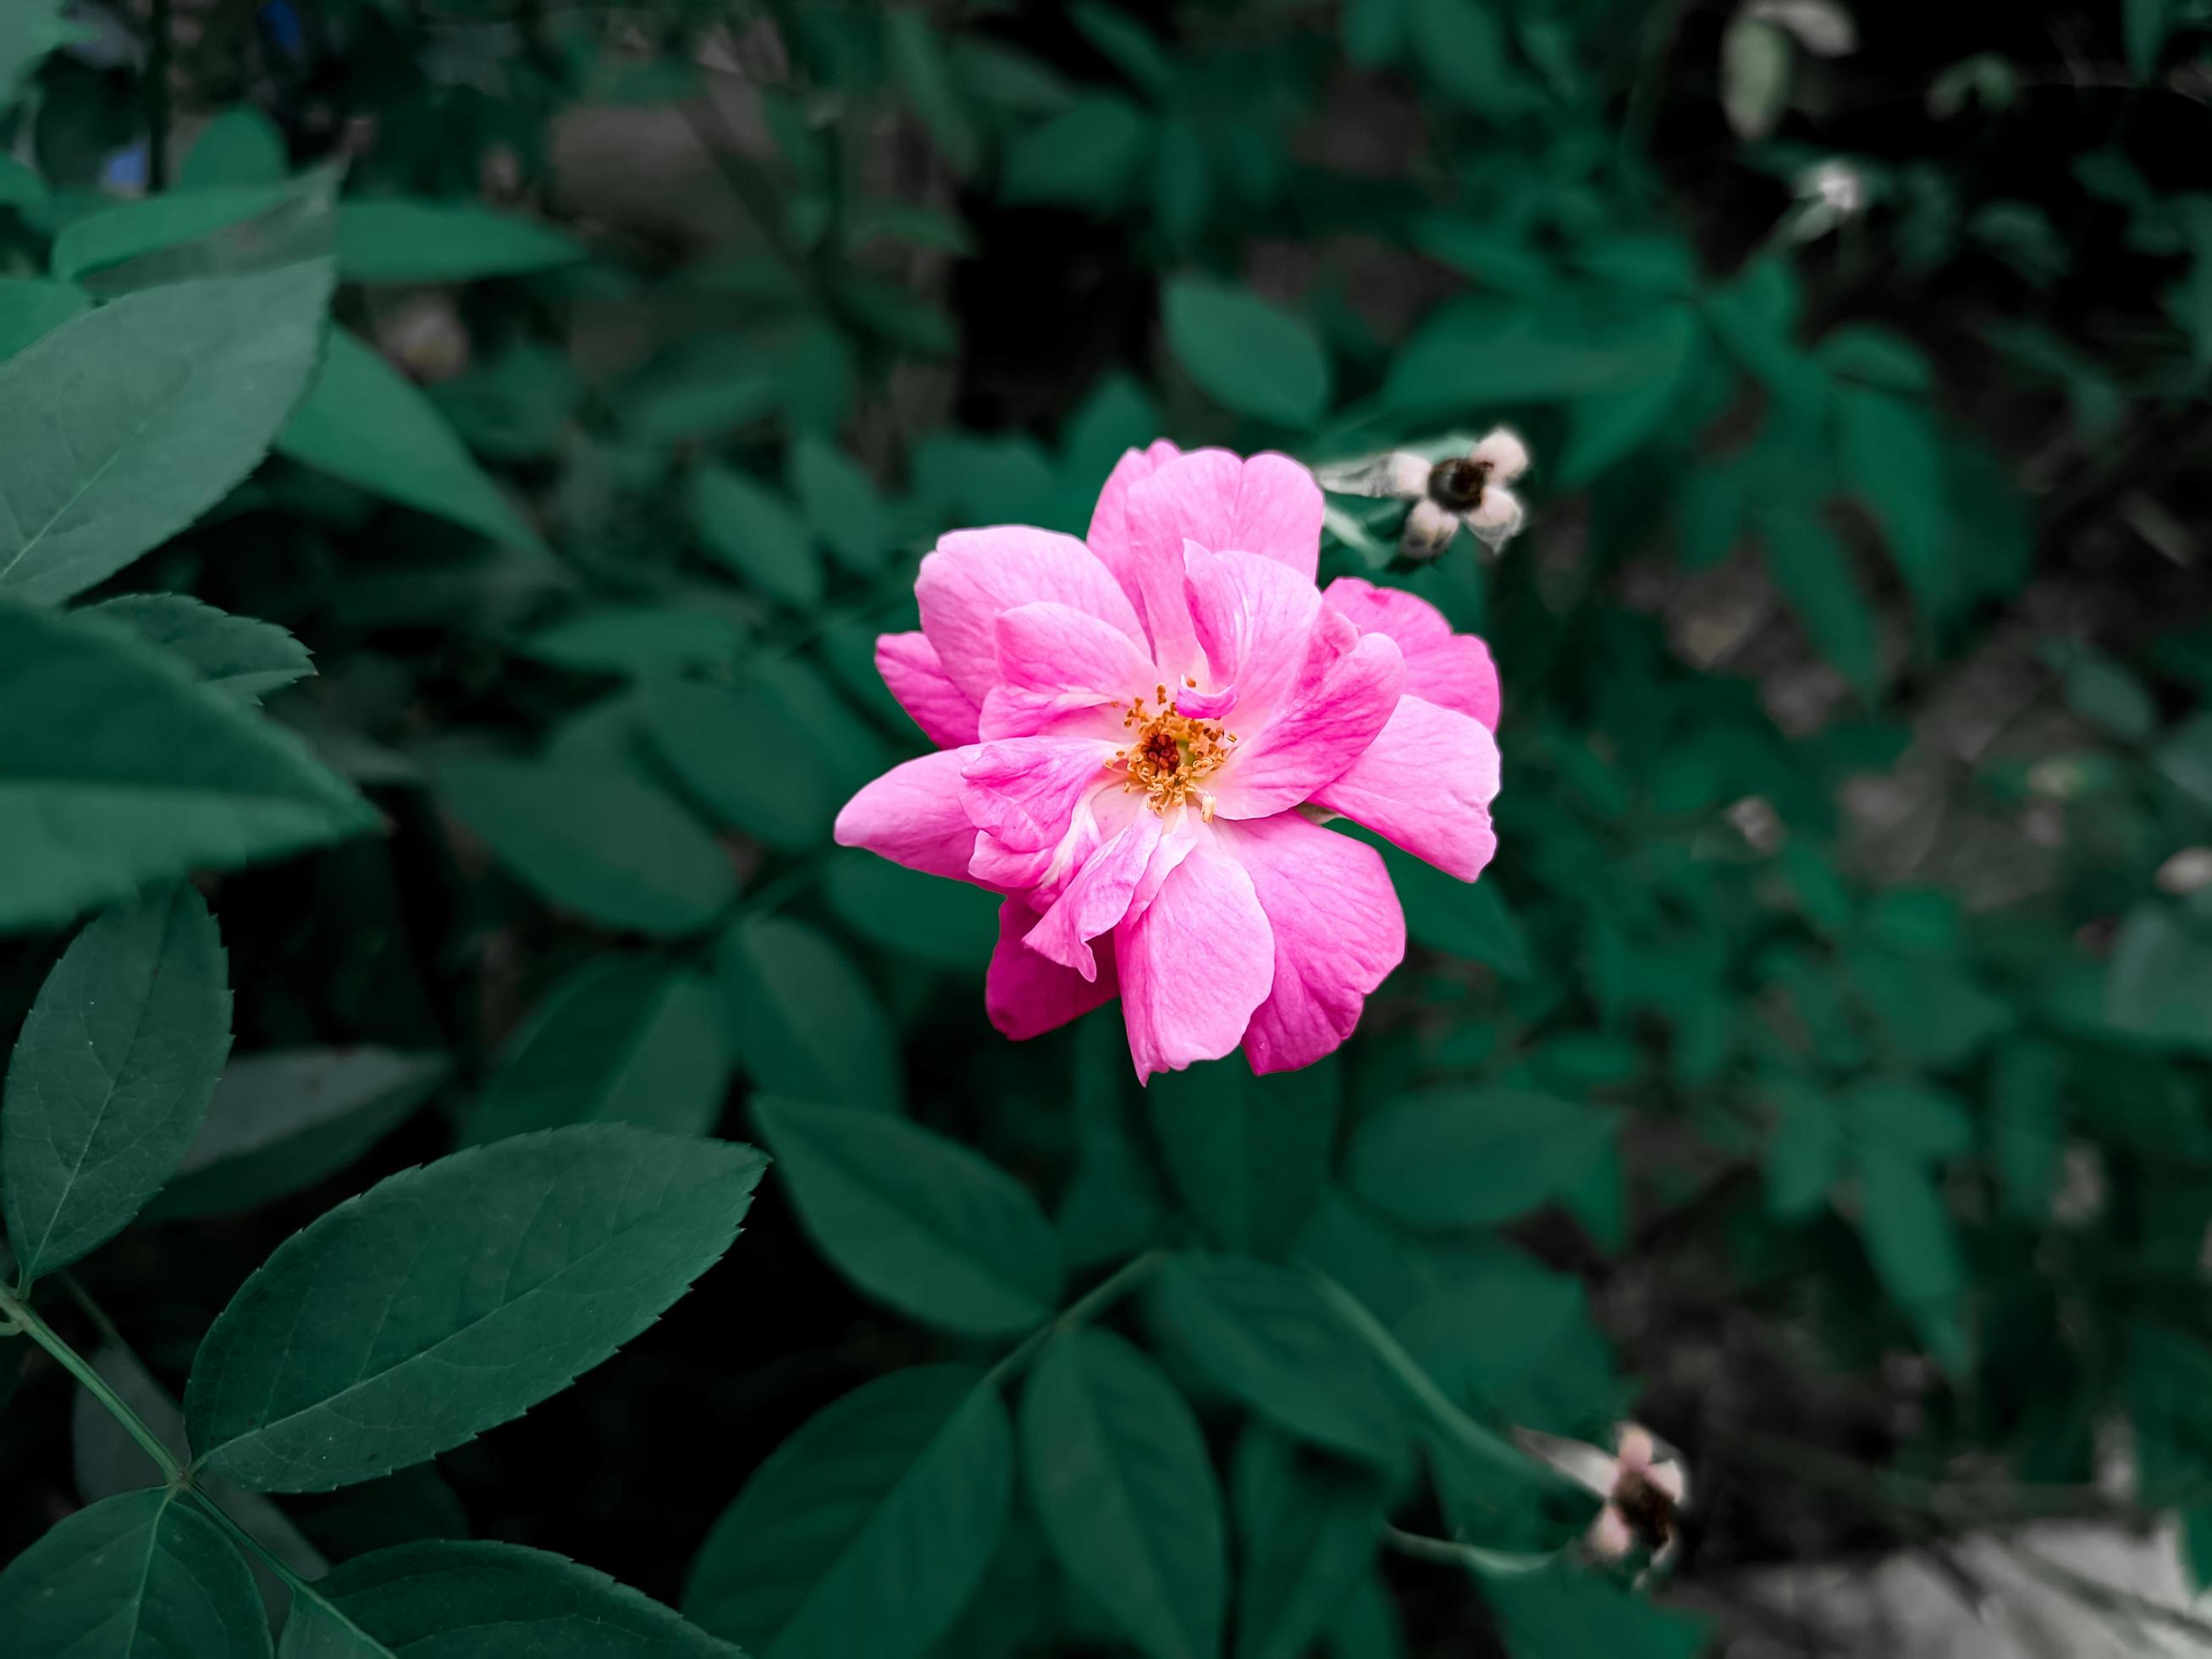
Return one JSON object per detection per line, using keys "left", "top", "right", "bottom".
{"left": 983, "top": 1247, "right": 1167, "bottom": 1391}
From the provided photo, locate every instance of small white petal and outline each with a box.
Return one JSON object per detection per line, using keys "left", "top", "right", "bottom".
{"left": 1317, "top": 451, "right": 1428, "bottom": 501}
{"left": 1516, "top": 1428, "right": 1619, "bottom": 1496}
{"left": 1465, "top": 485, "right": 1525, "bottom": 543}
{"left": 1615, "top": 1425, "right": 1656, "bottom": 1473}
{"left": 1647, "top": 1457, "right": 1689, "bottom": 1507}
{"left": 1401, "top": 498, "right": 1461, "bottom": 558}
{"left": 1749, "top": 0, "right": 1856, "bottom": 56}
{"left": 1588, "top": 1507, "right": 1636, "bottom": 1561}
{"left": 1470, "top": 427, "right": 1531, "bottom": 482}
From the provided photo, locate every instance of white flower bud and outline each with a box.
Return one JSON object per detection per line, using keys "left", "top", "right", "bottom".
{"left": 1470, "top": 427, "right": 1531, "bottom": 483}
{"left": 1401, "top": 498, "right": 1461, "bottom": 558}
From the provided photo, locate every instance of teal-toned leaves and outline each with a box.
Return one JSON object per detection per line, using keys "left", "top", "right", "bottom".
{"left": 0, "top": 1489, "right": 271, "bottom": 1658}
{"left": 337, "top": 199, "right": 585, "bottom": 284}
{"left": 157, "top": 1048, "right": 449, "bottom": 1219}
{"left": 718, "top": 917, "right": 900, "bottom": 1111}
{"left": 1002, "top": 95, "right": 1151, "bottom": 209}
{"left": 643, "top": 670, "right": 871, "bottom": 853}
{"left": 1347, "top": 1089, "right": 1615, "bottom": 1230}
{"left": 1230, "top": 1427, "right": 1386, "bottom": 1659}
{"left": 182, "top": 108, "right": 290, "bottom": 189}
{"left": 0, "top": 602, "right": 376, "bottom": 934}
{"left": 1, "top": 2, "right": 88, "bottom": 108}
{"left": 1855, "top": 1147, "right": 1967, "bottom": 1371}
{"left": 1022, "top": 1329, "right": 1226, "bottom": 1659}
{"left": 522, "top": 606, "right": 747, "bottom": 677}
{"left": 685, "top": 1366, "right": 1012, "bottom": 1659}
{"left": 91, "top": 594, "right": 314, "bottom": 704}
{"left": 185, "top": 1124, "right": 765, "bottom": 1491}
{"left": 1151, "top": 1254, "right": 1404, "bottom": 1466}
{"left": 0, "top": 276, "right": 87, "bottom": 357}
{"left": 1483, "top": 1560, "right": 1711, "bottom": 1659}
{"left": 0, "top": 262, "right": 331, "bottom": 605}
{"left": 754, "top": 1095, "right": 1060, "bottom": 1336}
{"left": 3, "top": 885, "right": 231, "bottom": 1281}
{"left": 280, "top": 329, "right": 546, "bottom": 552}
{"left": 435, "top": 752, "right": 736, "bottom": 937}
{"left": 465, "top": 959, "right": 729, "bottom": 1143}
{"left": 52, "top": 186, "right": 292, "bottom": 281}
{"left": 691, "top": 466, "right": 823, "bottom": 607}
{"left": 823, "top": 852, "right": 999, "bottom": 968}
{"left": 279, "top": 1541, "right": 741, "bottom": 1658}
{"left": 1147, "top": 1057, "right": 1338, "bottom": 1257}
{"left": 787, "top": 436, "right": 894, "bottom": 573}
{"left": 1759, "top": 501, "right": 1879, "bottom": 696}
{"left": 1163, "top": 278, "right": 1332, "bottom": 427}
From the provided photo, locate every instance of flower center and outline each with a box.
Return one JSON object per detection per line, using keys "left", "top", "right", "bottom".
{"left": 1428, "top": 455, "right": 1490, "bottom": 510}
{"left": 1113, "top": 683, "right": 1234, "bottom": 820}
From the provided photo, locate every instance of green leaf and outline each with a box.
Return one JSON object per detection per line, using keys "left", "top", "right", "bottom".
{"left": 1991, "top": 1040, "right": 2063, "bottom": 1221}
{"left": 1556, "top": 308, "right": 1698, "bottom": 485}
{"left": 278, "top": 1540, "right": 742, "bottom": 1657}
{"left": 0, "top": 275, "right": 88, "bottom": 358}
{"left": 2127, "top": 0, "right": 2174, "bottom": 78}
{"left": 156, "top": 1048, "right": 449, "bottom": 1219}
{"left": 883, "top": 9, "right": 980, "bottom": 176}
{"left": 753, "top": 1094, "right": 1057, "bottom": 1335}
{"left": 1230, "top": 1427, "right": 1386, "bottom": 1659}
{"left": 185, "top": 1124, "right": 765, "bottom": 1491}
{"left": 788, "top": 436, "right": 894, "bottom": 574}
{"left": 52, "top": 185, "right": 291, "bottom": 281}
{"left": 90, "top": 594, "right": 314, "bottom": 704}
{"left": 0, "top": 262, "right": 332, "bottom": 605}
{"left": 1163, "top": 278, "right": 1332, "bottom": 428}
{"left": 2104, "top": 906, "right": 2212, "bottom": 1054}
{"left": 1721, "top": 14, "right": 1791, "bottom": 140}
{"left": 1763, "top": 1088, "right": 1841, "bottom": 1219}
{"left": 1346, "top": 1089, "right": 1615, "bottom": 1230}
{"left": 1354, "top": 828, "right": 1529, "bottom": 973}
{"left": 0, "top": 1489, "right": 271, "bottom": 1658}
{"left": 2063, "top": 651, "right": 2156, "bottom": 740}
{"left": 0, "top": 601, "right": 375, "bottom": 934}
{"left": 1151, "top": 1253, "right": 1404, "bottom": 1466}
{"left": 717, "top": 917, "right": 901, "bottom": 1112}
{"left": 435, "top": 752, "right": 736, "bottom": 938}
{"left": 642, "top": 670, "right": 865, "bottom": 854}
{"left": 336, "top": 199, "right": 584, "bottom": 284}
{"left": 1001, "top": 95, "right": 1151, "bottom": 209}
{"left": 1383, "top": 302, "right": 1652, "bottom": 414}
{"left": 1021, "top": 1329, "right": 1227, "bottom": 1659}
{"left": 182, "top": 108, "right": 290, "bottom": 189}
{"left": 279, "top": 328, "right": 543, "bottom": 550}
{"left": 1147, "top": 1056, "right": 1337, "bottom": 1257}
{"left": 1834, "top": 385, "right": 1958, "bottom": 629}
{"left": 1, "top": 1, "right": 90, "bottom": 109}
{"left": 684, "top": 1366, "right": 1013, "bottom": 1659}
{"left": 1839, "top": 1078, "right": 1972, "bottom": 1165}
{"left": 521, "top": 605, "right": 747, "bottom": 676}
{"left": 3, "top": 885, "right": 231, "bottom": 1281}
{"left": 823, "top": 852, "right": 999, "bottom": 969}
{"left": 466, "top": 958, "right": 729, "bottom": 1144}
{"left": 1854, "top": 1147, "right": 1967, "bottom": 1372}
{"left": 1760, "top": 500, "right": 1879, "bottom": 696}
{"left": 692, "top": 466, "right": 823, "bottom": 607}
{"left": 1394, "top": 1246, "right": 1615, "bottom": 1432}
{"left": 1482, "top": 1561, "right": 1710, "bottom": 1659}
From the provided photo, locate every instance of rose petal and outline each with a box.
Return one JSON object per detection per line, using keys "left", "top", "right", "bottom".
{"left": 1221, "top": 813, "right": 1404, "bottom": 1074}
{"left": 1117, "top": 839, "right": 1275, "bottom": 1083}
{"left": 875, "top": 630, "right": 980, "bottom": 748}
{"left": 1323, "top": 576, "right": 1500, "bottom": 730}
{"left": 918, "top": 525, "right": 1148, "bottom": 706}
{"left": 1183, "top": 541, "right": 1322, "bottom": 731}
{"left": 1211, "top": 631, "right": 1404, "bottom": 819}
{"left": 988, "top": 897, "right": 1120, "bottom": 1039}
{"left": 1023, "top": 811, "right": 1164, "bottom": 981}
{"left": 980, "top": 600, "right": 1161, "bottom": 740}
{"left": 833, "top": 749, "right": 982, "bottom": 882}
{"left": 1312, "top": 693, "right": 1498, "bottom": 881}
{"left": 1087, "top": 439, "right": 1183, "bottom": 631}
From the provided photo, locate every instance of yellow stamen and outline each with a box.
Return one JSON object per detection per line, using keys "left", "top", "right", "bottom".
{"left": 1112, "top": 693, "right": 1234, "bottom": 816}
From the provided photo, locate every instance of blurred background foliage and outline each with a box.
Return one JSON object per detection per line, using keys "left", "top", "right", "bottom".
{"left": 9, "top": 0, "right": 2212, "bottom": 1653}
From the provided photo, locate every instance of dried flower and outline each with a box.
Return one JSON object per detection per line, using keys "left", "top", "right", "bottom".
{"left": 1319, "top": 428, "right": 1531, "bottom": 559}
{"left": 1519, "top": 1422, "right": 1690, "bottom": 1569}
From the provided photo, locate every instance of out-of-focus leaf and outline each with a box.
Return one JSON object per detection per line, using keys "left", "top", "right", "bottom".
{"left": 1164, "top": 278, "right": 1332, "bottom": 427}
{"left": 824, "top": 852, "right": 998, "bottom": 968}
{"left": 337, "top": 199, "right": 583, "bottom": 284}
{"left": 280, "top": 329, "right": 547, "bottom": 553}
{"left": 717, "top": 916, "right": 902, "bottom": 1113}
{"left": 684, "top": 1367, "right": 1012, "bottom": 1659}
{"left": 884, "top": 9, "right": 980, "bottom": 175}
{"left": 521, "top": 605, "right": 747, "bottom": 676}
{"left": 788, "top": 437, "right": 894, "bottom": 573}
{"left": 0, "top": 276, "right": 87, "bottom": 358}
{"left": 1854, "top": 1146, "right": 1967, "bottom": 1371}
{"left": 465, "top": 959, "right": 728, "bottom": 1144}
{"left": 182, "top": 107, "right": 289, "bottom": 189}
{"left": 1230, "top": 1427, "right": 1387, "bottom": 1659}
{"left": 1, "top": 1, "right": 90, "bottom": 109}
{"left": 1483, "top": 1561, "right": 1711, "bottom": 1658}
{"left": 435, "top": 752, "right": 736, "bottom": 938}
{"left": 692, "top": 466, "right": 823, "bottom": 606}
{"left": 1722, "top": 14, "right": 1792, "bottom": 139}
{"left": 1023, "top": 1330, "right": 1225, "bottom": 1659}
{"left": 51, "top": 185, "right": 290, "bottom": 280}
{"left": 157, "top": 1048, "right": 449, "bottom": 1218}
{"left": 754, "top": 1095, "right": 1060, "bottom": 1336}
{"left": 1764, "top": 1087, "right": 1841, "bottom": 1218}
{"left": 2127, "top": 0, "right": 2175, "bottom": 78}
{"left": 1147, "top": 1056, "right": 1338, "bottom": 1257}
{"left": 1759, "top": 500, "right": 1879, "bottom": 696}
{"left": 1002, "top": 95, "right": 1152, "bottom": 208}
{"left": 1347, "top": 1089, "right": 1614, "bottom": 1230}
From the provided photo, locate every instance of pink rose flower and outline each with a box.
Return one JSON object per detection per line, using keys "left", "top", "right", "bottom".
{"left": 834, "top": 443, "right": 1503, "bottom": 1082}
